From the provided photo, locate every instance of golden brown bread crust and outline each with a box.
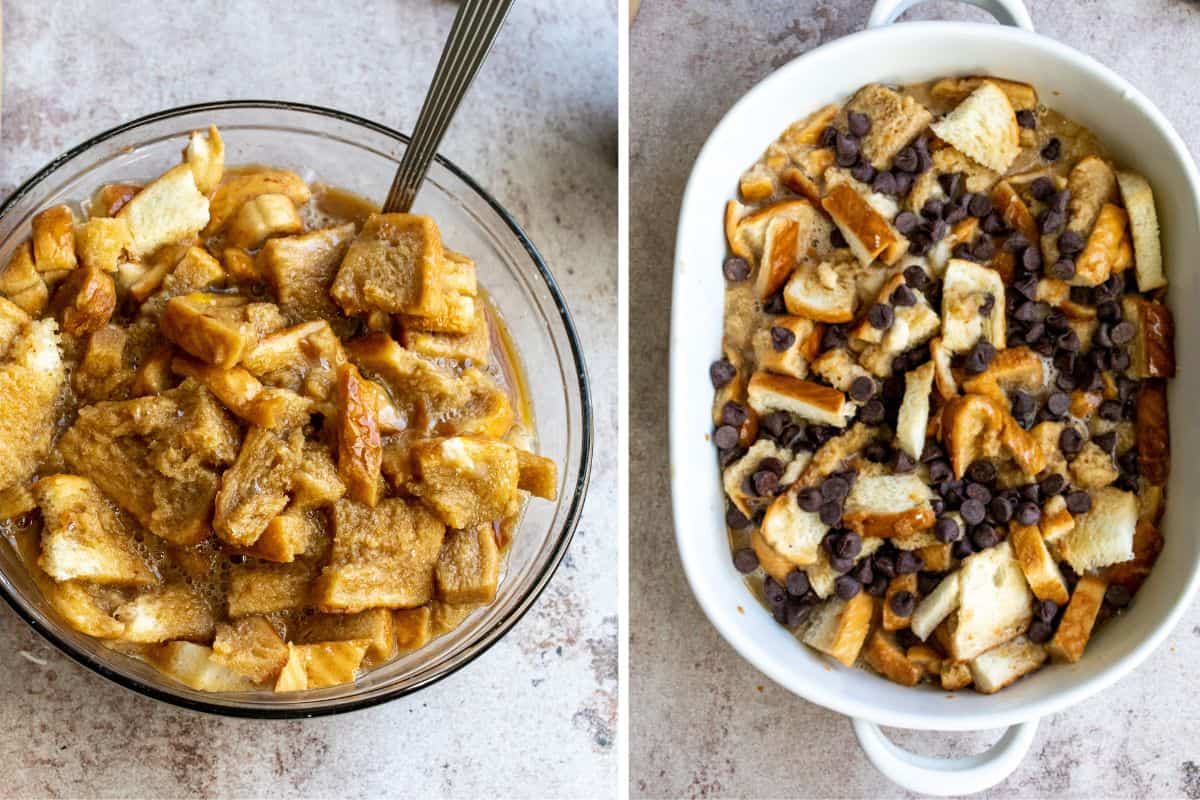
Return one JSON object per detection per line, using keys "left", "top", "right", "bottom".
{"left": 990, "top": 181, "right": 1039, "bottom": 243}
{"left": 1010, "top": 523, "right": 1070, "bottom": 605}
{"left": 1046, "top": 575, "right": 1106, "bottom": 664}
{"left": 1073, "top": 203, "right": 1128, "bottom": 287}
{"left": 751, "top": 529, "right": 796, "bottom": 584}
{"left": 843, "top": 506, "right": 936, "bottom": 539}
{"left": 882, "top": 573, "right": 918, "bottom": 632}
{"left": 821, "top": 184, "right": 898, "bottom": 266}
{"left": 863, "top": 630, "right": 922, "bottom": 686}
{"left": 747, "top": 371, "right": 848, "bottom": 419}
{"left": 755, "top": 216, "right": 798, "bottom": 300}
{"left": 1126, "top": 297, "right": 1176, "bottom": 379}
{"left": 1136, "top": 380, "right": 1169, "bottom": 486}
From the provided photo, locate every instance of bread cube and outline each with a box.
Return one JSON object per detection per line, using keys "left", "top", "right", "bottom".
{"left": 227, "top": 561, "right": 313, "bottom": 617}
{"left": 960, "top": 346, "right": 1046, "bottom": 404}
{"left": 34, "top": 475, "right": 155, "bottom": 586}
{"left": 291, "top": 442, "right": 347, "bottom": 510}
{"left": 1040, "top": 494, "right": 1076, "bottom": 546}
{"left": 211, "top": 615, "right": 289, "bottom": 684}
{"left": 117, "top": 164, "right": 210, "bottom": 258}
{"left": 300, "top": 608, "right": 396, "bottom": 661}
{"left": 1073, "top": 203, "right": 1129, "bottom": 287}
{"left": 930, "top": 82, "right": 1019, "bottom": 173}
{"left": 402, "top": 301, "right": 491, "bottom": 363}
{"left": 75, "top": 216, "right": 133, "bottom": 274}
{"left": 90, "top": 183, "right": 142, "bottom": 218}
{"left": 883, "top": 573, "right": 918, "bottom": 632}
{"left": 810, "top": 348, "right": 873, "bottom": 395}
{"left": 1046, "top": 574, "right": 1106, "bottom": 664}
{"left": 0, "top": 319, "right": 66, "bottom": 492}
{"left": 161, "top": 293, "right": 260, "bottom": 368}
{"left": 31, "top": 204, "right": 79, "bottom": 273}
{"left": 73, "top": 325, "right": 130, "bottom": 401}
{"left": 752, "top": 314, "right": 817, "bottom": 380}
{"left": 784, "top": 258, "right": 859, "bottom": 323}
{"left": 115, "top": 584, "right": 215, "bottom": 643}
{"left": 257, "top": 222, "right": 356, "bottom": 324}
{"left": 400, "top": 249, "right": 479, "bottom": 335}
{"left": 940, "top": 660, "right": 973, "bottom": 691}
{"left": 759, "top": 487, "right": 828, "bottom": 568}
{"left": 896, "top": 362, "right": 935, "bottom": 460}
{"left": 1122, "top": 297, "right": 1175, "bottom": 379}
{"left": 331, "top": 213, "right": 444, "bottom": 316}
{"left": 53, "top": 264, "right": 116, "bottom": 337}
{"left": 724, "top": 198, "right": 832, "bottom": 273}
{"left": 184, "top": 126, "right": 225, "bottom": 195}
{"left": 516, "top": 449, "right": 558, "bottom": 501}
{"left": 274, "top": 640, "right": 369, "bottom": 692}
{"left": 435, "top": 526, "right": 500, "bottom": 604}
{"left": 842, "top": 474, "right": 935, "bottom": 539}
{"left": 821, "top": 183, "right": 902, "bottom": 268}
{"left": 335, "top": 362, "right": 383, "bottom": 507}
{"left": 1116, "top": 171, "right": 1164, "bottom": 291}
{"left": 863, "top": 629, "right": 922, "bottom": 687}
{"left": 1010, "top": 523, "right": 1069, "bottom": 605}
{"left": 225, "top": 193, "right": 304, "bottom": 250}
{"left": 969, "top": 636, "right": 1047, "bottom": 693}
{"left": 911, "top": 572, "right": 961, "bottom": 641}
{"left": 1069, "top": 441, "right": 1119, "bottom": 490}
{"left": 747, "top": 372, "right": 851, "bottom": 428}
{"left": 204, "top": 169, "right": 311, "bottom": 237}
{"left": 394, "top": 606, "right": 434, "bottom": 653}
{"left": 802, "top": 593, "right": 875, "bottom": 666}
{"left": 1103, "top": 519, "right": 1163, "bottom": 594}
{"left": 842, "top": 84, "right": 933, "bottom": 170}
{"left": 214, "top": 427, "right": 305, "bottom": 547}
{"left": 151, "top": 641, "right": 256, "bottom": 692}
{"left": 50, "top": 580, "right": 127, "bottom": 638}
{"left": 941, "top": 259, "right": 1005, "bottom": 353}
{"left": 312, "top": 498, "right": 446, "bottom": 612}
{"left": 131, "top": 345, "right": 175, "bottom": 396}
{"left": 221, "top": 248, "right": 260, "bottom": 283}
{"left": 241, "top": 507, "right": 320, "bottom": 563}
{"left": 1058, "top": 487, "right": 1137, "bottom": 573}
{"left": 430, "top": 600, "right": 478, "bottom": 636}
{"left": 0, "top": 241, "right": 49, "bottom": 315}
{"left": 410, "top": 437, "right": 521, "bottom": 529}
{"left": 172, "top": 356, "right": 311, "bottom": 430}
{"left": 950, "top": 541, "right": 1033, "bottom": 661}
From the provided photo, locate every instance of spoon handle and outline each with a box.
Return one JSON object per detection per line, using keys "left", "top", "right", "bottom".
{"left": 384, "top": 0, "right": 515, "bottom": 213}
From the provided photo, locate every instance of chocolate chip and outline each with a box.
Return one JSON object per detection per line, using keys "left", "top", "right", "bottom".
{"left": 851, "top": 558, "right": 874, "bottom": 586}
{"left": 1105, "top": 584, "right": 1132, "bottom": 608}
{"left": 894, "top": 171, "right": 915, "bottom": 197}
{"left": 926, "top": 219, "right": 948, "bottom": 243}
{"left": 1059, "top": 427, "right": 1084, "bottom": 456}
{"left": 1041, "top": 137, "right": 1062, "bottom": 161}
{"left": 1058, "top": 230, "right": 1085, "bottom": 255}
{"left": 1065, "top": 490, "right": 1092, "bottom": 514}
{"left": 714, "top": 425, "right": 739, "bottom": 450}
{"left": 944, "top": 202, "right": 968, "bottom": 225}
{"left": 1021, "top": 245, "right": 1044, "bottom": 273}
{"left": 836, "top": 132, "right": 860, "bottom": 167}
{"left": 1096, "top": 399, "right": 1121, "bottom": 422}
{"left": 808, "top": 424, "right": 837, "bottom": 446}
{"left": 889, "top": 591, "right": 916, "bottom": 617}
{"left": 798, "top": 487, "right": 823, "bottom": 512}
{"left": 872, "top": 170, "right": 899, "bottom": 196}
{"left": 848, "top": 376, "right": 875, "bottom": 403}
{"left": 1004, "top": 232, "right": 1030, "bottom": 253}
{"left": 831, "top": 227, "right": 848, "bottom": 249}
{"left": 710, "top": 359, "right": 735, "bottom": 388}
{"left": 967, "top": 193, "right": 993, "bottom": 218}
{"left": 759, "top": 458, "right": 785, "bottom": 476}
{"left": 1046, "top": 391, "right": 1070, "bottom": 418}
{"left": 952, "top": 539, "right": 975, "bottom": 559}
{"left": 1052, "top": 189, "right": 1071, "bottom": 214}
{"left": 834, "top": 575, "right": 861, "bottom": 599}
{"left": 1039, "top": 473, "right": 1066, "bottom": 497}
{"left": 981, "top": 211, "right": 1009, "bottom": 236}
{"left": 851, "top": 161, "right": 877, "bottom": 184}
{"left": 786, "top": 570, "right": 811, "bottom": 596}
{"left": 1011, "top": 390, "right": 1035, "bottom": 420}
{"left": 858, "top": 399, "right": 886, "bottom": 426}
{"left": 1016, "top": 109, "right": 1037, "bottom": 129}
{"left": 867, "top": 303, "right": 894, "bottom": 330}
{"left": 720, "top": 402, "right": 748, "bottom": 428}
{"left": 770, "top": 326, "right": 797, "bottom": 352}
{"left": 763, "top": 292, "right": 787, "bottom": 314}
{"left": 1094, "top": 430, "right": 1118, "bottom": 454}
{"left": 864, "top": 441, "right": 892, "bottom": 464}
{"left": 819, "top": 501, "right": 843, "bottom": 526}
{"left": 1043, "top": 259, "right": 1074, "bottom": 282}
{"left": 752, "top": 470, "right": 779, "bottom": 497}
{"left": 1112, "top": 349, "right": 1131, "bottom": 371}
{"left": 1039, "top": 209, "right": 1065, "bottom": 235}
{"left": 907, "top": 232, "right": 932, "bottom": 256}
{"left": 888, "top": 286, "right": 916, "bottom": 310}
{"left": 894, "top": 146, "right": 919, "bottom": 173}
{"left": 1033, "top": 599, "right": 1058, "bottom": 623}
{"left": 821, "top": 475, "right": 850, "bottom": 503}
{"left": 894, "top": 210, "right": 920, "bottom": 236}
{"left": 963, "top": 340, "right": 996, "bottom": 375}
{"left": 843, "top": 110, "right": 870, "bottom": 136}
{"left": 928, "top": 460, "right": 953, "bottom": 484}
{"left": 761, "top": 411, "right": 788, "bottom": 438}
{"left": 1069, "top": 285, "right": 1094, "bottom": 306}
{"left": 725, "top": 505, "right": 751, "bottom": 529}
{"left": 733, "top": 548, "right": 759, "bottom": 573}
{"left": 888, "top": 449, "right": 913, "bottom": 474}
{"left": 895, "top": 551, "right": 922, "bottom": 575}
{"left": 719, "top": 445, "right": 745, "bottom": 467}
{"left": 820, "top": 125, "right": 838, "bottom": 148}
{"left": 939, "top": 172, "right": 964, "bottom": 200}
{"left": 1054, "top": 371, "right": 1077, "bottom": 392}
{"left": 972, "top": 236, "right": 996, "bottom": 261}
{"left": 960, "top": 498, "right": 986, "bottom": 526}
{"left": 1015, "top": 501, "right": 1041, "bottom": 526}
{"left": 1028, "top": 620, "right": 1053, "bottom": 644}
{"left": 1110, "top": 320, "right": 1135, "bottom": 345}
{"left": 764, "top": 577, "right": 787, "bottom": 606}
{"left": 1031, "top": 177, "right": 1056, "bottom": 202}
{"left": 934, "top": 516, "right": 962, "bottom": 543}
{"left": 965, "top": 482, "right": 992, "bottom": 504}
{"left": 989, "top": 496, "right": 1014, "bottom": 523}
{"left": 971, "top": 523, "right": 999, "bottom": 549}
{"left": 723, "top": 256, "right": 750, "bottom": 281}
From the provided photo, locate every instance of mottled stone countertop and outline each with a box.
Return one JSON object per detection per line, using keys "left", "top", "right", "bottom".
{"left": 631, "top": 1, "right": 1200, "bottom": 797}
{"left": 0, "top": 1, "right": 616, "bottom": 797}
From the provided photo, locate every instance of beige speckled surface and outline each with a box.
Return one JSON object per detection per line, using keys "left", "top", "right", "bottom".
{"left": 0, "top": 1, "right": 616, "bottom": 797}
{"left": 631, "top": 1, "right": 1200, "bottom": 797}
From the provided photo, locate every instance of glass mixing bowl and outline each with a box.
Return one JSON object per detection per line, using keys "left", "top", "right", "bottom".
{"left": 0, "top": 101, "right": 593, "bottom": 717}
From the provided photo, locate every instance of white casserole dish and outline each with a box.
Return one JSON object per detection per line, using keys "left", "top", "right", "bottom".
{"left": 668, "top": 0, "right": 1200, "bottom": 794}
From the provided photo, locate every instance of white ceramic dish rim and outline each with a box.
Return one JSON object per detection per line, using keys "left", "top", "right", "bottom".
{"left": 669, "top": 0, "right": 1200, "bottom": 791}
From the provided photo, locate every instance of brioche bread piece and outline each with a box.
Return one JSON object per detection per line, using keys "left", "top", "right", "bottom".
{"left": 1103, "top": 519, "right": 1163, "bottom": 595}
{"left": 1136, "top": 380, "right": 1169, "bottom": 487}
{"left": 0, "top": 318, "right": 66, "bottom": 492}
{"left": 930, "top": 76, "right": 1038, "bottom": 112}
{"left": 331, "top": 213, "right": 444, "bottom": 317}
{"left": 809, "top": 347, "right": 873, "bottom": 394}
{"left": 723, "top": 439, "right": 793, "bottom": 517}
{"left": 1010, "top": 523, "right": 1069, "bottom": 604}
{"left": 752, "top": 314, "right": 818, "bottom": 379}
{"left": 842, "top": 84, "right": 933, "bottom": 170}
{"left": 751, "top": 529, "right": 799, "bottom": 583}
{"left": 857, "top": 301, "right": 941, "bottom": 378}
{"left": 755, "top": 215, "right": 800, "bottom": 299}
{"left": 1116, "top": 171, "right": 1165, "bottom": 291}
{"left": 203, "top": 169, "right": 311, "bottom": 237}
{"left": 1058, "top": 487, "right": 1137, "bottom": 573}
{"left": 31, "top": 204, "right": 79, "bottom": 273}
{"left": 801, "top": 592, "right": 875, "bottom": 667}
{"left": 410, "top": 437, "right": 521, "bottom": 529}
{"left": 863, "top": 629, "right": 922, "bottom": 686}
{"left": 724, "top": 198, "right": 832, "bottom": 270}
{"left": 883, "top": 572, "right": 918, "bottom": 631}
{"left": 910, "top": 572, "right": 961, "bottom": 641}
{"left": 274, "top": 640, "right": 369, "bottom": 692}
{"left": 929, "top": 337, "right": 959, "bottom": 400}
{"left": 211, "top": 616, "right": 289, "bottom": 684}
{"left": 227, "top": 561, "right": 314, "bottom": 617}
{"left": 1039, "top": 494, "right": 1076, "bottom": 546}
{"left": 960, "top": 346, "right": 1046, "bottom": 403}
{"left": 117, "top": 164, "right": 210, "bottom": 259}
{"left": 821, "top": 183, "right": 902, "bottom": 267}
{"left": 969, "top": 636, "right": 1047, "bottom": 694}
{"left": 896, "top": 362, "right": 935, "bottom": 459}
{"left": 950, "top": 541, "right": 1033, "bottom": 661}
{"left": 930, "top": 82, "right": 1020, "bottom": 173}
{"left": 760, "top": 488, "right": 827, "bottom": 567}
{"left": 940, "top": 259, "right": 1005, "bottom": 353}
{"left": 151, "top": 641, "right": 256, "bottom": 692}
{"left": 516, "top": 449, "right": 559, "bottom": 501}
{"left": 747, "top": 372, "right": 852, "bottom": 427}
{"left": 807, "top": 538, "right": 883, "bottom": 599}
{"left": 1069, "top": 441, "right": 1119, "bottom": 490}
{"left": 784, "top": 258, "right": 859, "bottom": 323}
{"left": 434, "top": 526, "right": 500, "bottom": 605}
{"left": 1046, "top": 574, "right": 1107, "bottom": 664}
{"left": 225, "top": 193, "right": 303, "bottom": 250}
{"left": 213, "top": 426, "right": 304, "bottom": 547}
{"left": 1122, "top": 296, "right": 1175, "bottom": 379}
{"left": 75, "top": 217, "right": 133, "bottom": 275}
{"left": 115, "top": 583, "right": 216, "bottom": 643}
{"left": 185, "top": 126, "right": 225, "bottom": 195}
{"left": 941, "top": 660, "right": 974, "bottom": 691}
{"left": 842, "top": 474, "right": 935, "bottom": 538}
{"left": 394, "top": 606, "right": 434, "bottom": 653}
{"left": 990, "top": 180, "right": 1040, "bottom": 243}
{"left": 299, "top": 609, "right": 397, "bottom": 662}
{"left": 258, "top": 223, "right": 357, "bottom": 325}
{"left": 1073, "top": 202, "right": 1129, "bottom": 287}
{"left": 0, "top": 241, "right": 50, "bottom": 315}
{"left": 34, "top": 475, "right": 155, "bottom": 586}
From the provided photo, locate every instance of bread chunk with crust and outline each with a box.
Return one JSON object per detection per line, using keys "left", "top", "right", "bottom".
{"left": 941, "top": 259, "right": 1005, "bottom": 353}
{"left": 331, "top": 213, "right": 445, "bottom": 316}
{"left": 227, "top": 561, "right": 313, "bottom": 617}
{"left": 115, "top": 583, "right": 215, "bottom": 643}
{"left": 211, "top": 616, "right": 288, "bottom": 684}
{"left": 930, "top": 82, "right": 1019, "bottom": 173}
{"left": 203, "top": 169, "right": 311, "bottom": 237}
{"left": 0, "top": 319, "right": 65, "bottom": 492}
{"left": 1010, "top": 523, "right": 1069, "bottom": 604}
{"left": 299, "top": 608, "right": 396, "bottom": 662}
{"left": 259, "top": 223, "right": 357, "bottom": 326}
{"left": 117, "top": 164, "right": 210, "bottom": 259}
{"left": 1046, "top": 574, "right": 1106, "bottom": 664}
{"left": 213, "top": 426, "right": 304, "bottom": 547}
{"left": 75, "top": 216, "right": 133, "bottom": 274}
{"left": 802, "top": 592, "right": 875, "bottom": 666}
{"left": 842, "top": 84, "right": 933, "bottom": 170}
{"left": 335, "top": 363, "right": 383, "bottom": 507}
{"left": 225, "top": 193, "right": 304, "bottom": 250}
{"left": 31, "top": 204, "right": 79, "bottom": 273}
{"left": 0, "top": 241, "right": 49, "bottom": 315}
{"left": 1058, "top": 487, "right": 1137, "bottom": 573}
{"left": 969, "top": 635, "right": 1047, "bottom": 693}
{"left": 274, "top": 640, "right": 369, "bottom": 692}
{"left": 435, "top": 526, "right": 500, "bottom": 604}
{"left": 1116, "top": 170, "right": 1165, "bottom": 291}
{"left": 151, "top": 641, "right": 256, "bottom": 692}
{"left": 949, "top": 541, "right": 1033, "bottom": 661}
{"left": 410, "top": 437, "right": 521, "bottom": 529}
{"left": 841, "top": 474, "right": 935, "bottom": 538}
{"left": 394, "top": 606, "right": 434, "bottom": 653}
{"left": 747, "top": 372, "right": 852, "bottom": 428}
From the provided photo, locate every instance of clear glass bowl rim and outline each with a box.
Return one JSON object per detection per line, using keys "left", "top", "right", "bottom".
{"left": 0, "top": 99, "right": 594, "bottom": 718}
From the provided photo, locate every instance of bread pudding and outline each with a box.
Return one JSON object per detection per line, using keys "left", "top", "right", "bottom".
{"left": 0, "top": 126, "right": 558, "bottom": 693}
{"left": 712, "top": 77, "right": 1172, "bottom": 693}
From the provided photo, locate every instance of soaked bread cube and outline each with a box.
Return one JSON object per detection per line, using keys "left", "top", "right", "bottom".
{"left": 291, "top": 442, "right": 347, "bottom": 510}
{"left": 0, "top": 319, "right": 66, "bottom": 492}
{"left": 0, "top": 483, "right": 36, "bottom": 521}
{"left": 259, "top": 223, "right": 357, "bottom": 325}
{"left": 34, "top": 475, "right": 156, "bottom": 586}
{"left": 227, "top": 561, "right": 314, "bottom": 617}
{"left": 172, "top": 356, "right": 312, "bottom": 430}
{"left": 312, "top": 498, "right": 446, "bottom": 612}
{"left": 430, "top": 600, "right": 478, "bottom": 636}
{"left": 335, "top": 363, "right": 383, "bottom": 506}
{"left": 51, "top": 580, "right": 129, "bottom": 638}
{"left": 393, "top": 606, "right": 433, "bottom": 652}
{"left": 185, "top": 126, "right": 225, "bottom": 195}
{"left": 225, "top": 193, "right": 304, "bottom": 250}
{"left": 299, "top": 608, "right": 396, "bottom": 661}
{"left": 211, "top": 616, "right": 289, "bottom": 684}
{"left": 331, "top": 213, "right": 445, "bottom": 316}
{"left": 90, "top": 183, "right": 142, "bottom": 218}
{"left": 52, "top": 264, "right": 116, "bottom": 337}
{"left": 400, "top": 251, "right": 478, "bottom": 335}
{"left": 402, "top": 301, "right": 490, "bottom": 363}
{"left": 161, "top": 293, "right": 259, "bottom": 368}
{"left": 241, "top": 507, "right": 321, "bottom": 563}
{"left": 31, "top": 204, "right": 79, "bottom": 273}
{"left": 75, "top": 216, "right": 133, "bottom": 273}
{"left": 117, "top": 164, "right": 210, "bottom": 259}
{"left": 204, "top": 169, "right": 312, "bottom": 237}
{"left": 411, "top": 437, "right": 521, "bottom": 529}
{"left": 0, "top": 241, "right": 49, "bottom": 315}
{"left": 435, "top": 526, "right": 500, "bottom": 604}
{"left": 138, "top": 247, "right": 227, "bottom": 318}
{"left": 222, "top": 248, "right": 260, "bottom": 283}
{"left": 151, "top": 641, "right": 255, "bottom": 692}
{"left": 0, "top": 295, "right": 30, "bottom": 352}
{"left": 73, "top": 325, "right": 130, "bottom": 402}
{"left": 516, "top": 449, "right": 558, "bottom": 500}
{"left": 242, "top": 320, "right": 346, "bottom": 405}
{"left": 274, "top": 640, "right": 368, "bottom": 692}
{"left": 131, "top": 345, "right": 176, "bottom": 396}
{"left": 58, "top": 380, "right": 241, "bottom": 545}
{"left": 214, "top": 427, "right": 305, "bottom": 547}
{"left": 115, "top": 584, "right": 216, "bottom": 643}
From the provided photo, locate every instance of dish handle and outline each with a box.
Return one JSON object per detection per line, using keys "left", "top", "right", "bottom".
{"left": 867, "top": 0, "right": 1035, "bottom": 31}
{"left": 851, "top": 717, "right": 1038, "bottom": 796}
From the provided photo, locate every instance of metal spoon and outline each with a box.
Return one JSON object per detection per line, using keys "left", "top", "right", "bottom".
{"left": 383, "top": 0, "right": 515, "bottom": 213}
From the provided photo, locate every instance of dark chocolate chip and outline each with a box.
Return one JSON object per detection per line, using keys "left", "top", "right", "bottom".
{"left": 960, "top": 498, "right": 986, "bottom": 526}
{"left": 1035, "top": 599, "right": 1059, "bottom": 623}
{"left": 763, "top": 292, "right": 787, "bottom": 314}
{"left": 971, "top": 523, "right": 999, "bottom": 549}
{"left": 770, "top": 326, "right": 797, "bottom": 351}
{"left": 989, "top": 496, "right": 1014, "bottom": 523}
{"left": 849, "top": 376, "right": 876, "bottom": 403}
{"left": 786, "top": 570, "right": 811, "bottom": 596}
{"left": 820, "top": 126, "right": 838, "bottom": 148}
{"left": 848, "top": 111, "right": 871, "bottom": 137}
{"left": 761, "top": 411, "right": 788, "bottom": 438}
{"left": 1016, "top": 501, "right": 1042, "bottom": 526}
{"left": 935, "top": 516, "right": 962, "bottom": 543}
{"left": 972, "top": 236, "right": 996, "bottom": 261}
{"left": 714, "top": 425, "right": 739, "bottom": 450}
{"left": 819, "top": 501, "right": 843, "bottom": 526}
{"left": 733, "top": 548, "right": 759, "bottom": 573}
{"left": 928, "top": 460, "right": 953, "bottom": 484}
{"left": 726, "top": 505, "right": 751, "bottom": 529}
{"left": 1110, "top": 321, "right": 1135, "bottom": 345}
{"left": 1041, "top": 137, "right": 1062, "bottom": 161}
{"left": 1094, "top": 430, "right": 1118, "bottom": 453}
{"left": 894, "top": 146, "right": 920, "bottom": 173}
{"left": 895, "top": 551, "right": 922, "bottom": 575}
{"left": 1046, "top": 391, "right": 1070, "bottom": 417}
{"left": 873, "top": 553, "right": 896, "bottom": 580}
{"left": 822, "top": 475, "right": 851, "bottom": 502}
{"left": 894, "top": 171, "right": 915, "bottom": 197}
{"left": 921, "top": 198, "right": 945, "bottom": 220}
{"left": 798, "top": 487, "right": 824, "bottom": 512}
{"left": 1039, "top": 473, "right": 1067, "bottom": 497}
{"left": 939, "top": 172, "right": 965, "bottom": 200}
{"left": 764, "top": 577, "right": 787, "bottom": 606}
{"left": 1052, "top": 189, "right": 1071, "bottom": 214}
{"left": 965, "top": 482, "right": 992, "bottom": 504}
{"left": 834, "top": 575, "right": 862, "bottom": 599}
{"left": 893, "top": 450, "right": 916, "bottom": 474}
{"left": 752, "top": 470, "right": 779, "bottom": 497}
{"left": 889, "top": 591, "right": 916, "bottom": 617}
{"left": 1058, "top": 230, "right": 1085, "bottom": 255}
{"left": 836, "top": 132, "right": 861, "bottom": 167}
{"left": 873, "top": 170, "right": 899, "bottom": 196}
{"left": 967, "top": 193, "right": 993, "bottom": 218}
{"left": 1065, "top": 490, "right": 1092, "bottom": 514}
{"left": 851, "top": 161, "right": 877, "bottom": 184}
{"left": 723, "top": 256, "right": 750, "bottom": 281}
{"left": 952, "top": 538, "right": 975, "bottom": 559}
{"left": 859, "top": 399, "right": 886, "bottom": 426}
{"left": 1098, "top": 399, "right": 1122, "bottom": 422}
{"left": 895, "top": 210, "right": 920, "bottom": 236}
{"left": 710, "top": 359, "right": 736, "bottom": 389}
{"left": 1016, "top": 109, "right": 1037, "bottom": 129}
{"left": 903, "top": 264, "right": 929, "bottom": 289}
{"left": 1047, "top": 258, "right": 1075, "bottom": 280}
{"left": 831, "top": 227, "right": 848, "bottom": 249}
{"left": 1039, "top": 209, "right": 1065, "bottom": 235}
{"left": 1059, "top": 427, "right": 1084, "bottom": 456}
{"left": 1028, "top": 620, "right": 1053, "bottom": 644}
{"left": 1031, "top": 177, "right": 1056, "bottom": 202}
{"left": 721, "top": 402, "right": 749, "bottom": 428}
{"left": 867, "top": 303, "right": 895, "bottom": 330}
{"left": 930, "top": 218, "right": 950, "bottom": 242}
{"left": 1105, "top": 584, "right": 1132, "bottom": 608}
